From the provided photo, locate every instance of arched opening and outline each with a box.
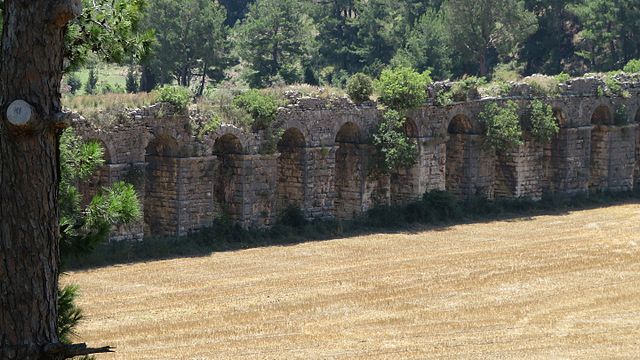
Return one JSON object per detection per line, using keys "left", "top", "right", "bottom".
{"left": 590, "top": 105, "right": 613, "bottom": 190}
{"left": 213, "top": 134, "right": 243, "bottom": 221}
{"left": 334, "top": 122, "right": 364, "bottom": 219}
{"left": 446, "top": 115, "right": 478, "bottom": 198}
{"left": 277, "top": 128, "right": 306, "bottom": 215}
{"left": 144, "top": 134, "right": 180, "bottom": 236}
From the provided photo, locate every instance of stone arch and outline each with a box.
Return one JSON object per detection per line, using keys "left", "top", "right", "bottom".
{"left": 213, "top": 133, "right": 243, "bottom": 155}
{"left": 591, "top": 105, "right": 613, "bottom": 126}
{"left": 334, "top": 122, "right": 365, "bottom": 219}
{"left": 446, "top": 114, "right": 491, "bottom": 198}
{"left": 277, "top": 128, "right": 306, "bottom": 215}
{"left": 590, "top": 105, "right": 613, "bottom": 190}
{"left": 207, "top": 125, "right": 248, "bottom": 153}
{"left": 146, "top": 133, "right": 180, "bottom": 157}
{"left": 213, "top": 133, "right": 244, "bottom": 222}
{"left": 542, "top": 108, "right": 566, "bottom": 192}
{"left": 144, "top": 134, "right": 181, "bottom": 236}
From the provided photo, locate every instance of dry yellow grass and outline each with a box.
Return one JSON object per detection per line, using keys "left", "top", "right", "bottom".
{"left": 66, "top": 204, "right": 640, "bottom": 359}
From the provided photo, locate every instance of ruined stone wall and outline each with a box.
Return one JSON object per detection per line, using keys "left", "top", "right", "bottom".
{"left": 72, "top": 77, "right": 640, "bottom": 239}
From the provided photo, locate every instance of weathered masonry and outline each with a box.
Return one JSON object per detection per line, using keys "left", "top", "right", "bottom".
{"left": 74, "top": 77, "right": 640, "bottom": 239}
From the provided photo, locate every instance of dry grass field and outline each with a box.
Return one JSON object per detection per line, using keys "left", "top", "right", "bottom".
{"left": 65, "top": 204, "right": 640, "bottom": 359}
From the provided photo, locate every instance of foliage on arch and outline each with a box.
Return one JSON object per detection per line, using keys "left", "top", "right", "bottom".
{"left": 480, "top": 101, "right": 523, "bottom": 152}
{"left": 527, "top": 100, "right": 559, "bottom": 144}
{"left": 373, "top": 109, "right": 418, "bottom": 174}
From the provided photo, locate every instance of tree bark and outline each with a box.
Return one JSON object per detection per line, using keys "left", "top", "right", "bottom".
{"left": 0, "top": 1, "right": 80, "bottom": 359}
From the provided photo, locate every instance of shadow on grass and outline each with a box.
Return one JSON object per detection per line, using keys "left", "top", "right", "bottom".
{"left": 64, "top": 189, "right": 640, "bottom": 271}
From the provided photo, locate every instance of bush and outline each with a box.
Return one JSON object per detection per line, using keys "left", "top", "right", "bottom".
{"left": 232, "top": 89, "right": 282, "bottom": 130}
{"left": 373, "top": 109, "right": 418, "bottom": 174}
{"left": 67, "top": 73, "right": 82, "bottom": 95}
{"left": 85, "top": 67, "right": 98, "bottom": 95}
{"left": 157, "top": 85, "right": 192, "bottom": 112}
{"left": 528, "top": 100, "right": 559, "bottom": 143}
{"left": 523, "top": 76, "right": 560, "bottom": 96}
{"left": 623, "top": 59, "right": 640, "bottom": 73}
{"left": 126, "top": 68, "right": 138, "bottom": 93}
{"left": 615, "top": 104, "right": 630, "bottom": 126}
{"left": 554, "top": 72, "right": 571, "bottom": 83}
{"left": 450, "top": 76, "right": 486, "bottom": 101}
{"left": 480, "top": 101, "right": 523, "bottom": 152}
{"left": 375, "top": 66, "right": 431, "bottom": 110}
{"left": 346, "top": 73, "right": 374, "bottom": 104}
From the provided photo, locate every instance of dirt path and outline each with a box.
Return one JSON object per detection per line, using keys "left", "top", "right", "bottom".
{"left": 66, "top": 204, "right": 640, "bottom": 359}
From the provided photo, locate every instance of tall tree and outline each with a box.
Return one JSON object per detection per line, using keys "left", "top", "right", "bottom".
{"left": 443, "top": 0, "right": 538, "bottom": 76}
{"left": 393, "top": 8, "right": 453, "bottom": 80}
{"left": 144, "top": 0, "right": 232, "bottom": 92}
{"left": 521, "top": 0, "right": 580, "bottom": 75}
{"left": 310, "top": 0, "right": 361, "bottom": 74}
{"left": 235, "top": 0, "right": 316, "bottom": 87}
{"left": 219, "top": 0, "right": 255, "bottom": 26}
{"left": 569, "top": 0, "right": 640, "bottom": 71}
{"left": 352, "top": 0, "right": 407, "bottom": 76}
{"left": 0, "top": 1, "right": 147, "bottom": 358}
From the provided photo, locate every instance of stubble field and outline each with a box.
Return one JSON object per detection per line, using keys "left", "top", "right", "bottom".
{"left": 66, "top": 204, "right": 640, "bottom": 359}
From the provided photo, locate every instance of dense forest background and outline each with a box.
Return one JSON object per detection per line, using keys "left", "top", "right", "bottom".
{"left": 67, "top": 0, "right": 640, "bottom": 94}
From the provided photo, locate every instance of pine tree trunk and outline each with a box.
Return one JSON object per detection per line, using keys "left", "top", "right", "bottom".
{"left": 0, "top": 1, "right": 81, "bottom": 359}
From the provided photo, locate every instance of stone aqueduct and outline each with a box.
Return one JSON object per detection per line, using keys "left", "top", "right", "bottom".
{"left": 74, "top": 78, "right": 640, "bottom": 240}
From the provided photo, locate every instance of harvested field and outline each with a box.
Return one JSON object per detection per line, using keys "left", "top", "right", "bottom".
{"left": 66, "top": 204, "right": 640, "bottom": 359}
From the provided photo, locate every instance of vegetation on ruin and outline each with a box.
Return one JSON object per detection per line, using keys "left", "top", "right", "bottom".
{"left": 375, "top": 67, "right": 431, "bottom": 110}
{"left": 156, "top": 85, "right": 193, "bottom": 112}
{"left": 480, "top": 101, "right": 524, "bottom": 152}
{"left": 346, "top": 73, "right": 374, "bottom": 104}
{"left": 527, "top": 100, "right": 560, "bottom": 143}
{"left": 372, "top": 109, "right": 418, "bottom": 174}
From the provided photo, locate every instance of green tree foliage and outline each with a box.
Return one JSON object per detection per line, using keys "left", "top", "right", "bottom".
{"left": 65, "top": 0, "right": 153, "bottom": 70}
{"left": 527, "top": 100, "right": 559, "bottom": 143}
{"left": 219, "top": 0, "right": 256, "bottom": 26}
{"left": 67, "top": 73, "right": 83, "bottom": 95}
{"left": 126, "top": 67, "right": 139, "bottom": 93}
{"left": 235, "top": 0, "right": 316, "bottom": 87}
{"left": 351, "top": 0, "right": 407, "bottom": 76}
{"left": 521, "top": 0, "right": 579, "bottom": 75}
{"left": 309, "top": 0, "right": 360, "bottom": 76}
{"left": 58, "top": 129, "right": 141, "bottom": 343}
{"left": 346, "top": 73, "right": 374, "bottom": 104}
{"left": 373, "top": 109, "right": 418, "bottom": 174}
{"left": 443, "top": 0, "right": 538, "bottom": 76}
{"left": 569, "top": 0, "right": 640, "bottom": 71}
{"left": 624, "top": 59, "right": 640, "bottom": 74}
{"left": 393, "top": 8, "right": 452, "bottom": 80}
{"left": 157, "top": 85, "right": 192, "bottom": 112}
{"left": 232, "top": 89, "right": 282, "bottom": 130}
{"left": 144, "top": 0, "right": 232, "bottom": 91}
{"left": 480, "top": 101, "right": 524, "bottom": 151}
{"left": 85, "top": 67, "right": 98, "bottom": 95}
{"left": 375, "top": 66, "right": 431, "bottom": 110}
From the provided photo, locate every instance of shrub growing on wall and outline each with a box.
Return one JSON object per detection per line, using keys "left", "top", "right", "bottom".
{"left": 373, "top": 109, "right": 418, "bottom": 174}
{"left": 623, "top": 59, "right": 640, "bottom": 73}
{"left": 375, "top": 66, "right": 431, "bottom": 110}
{"left": 346, "top": 73, "right": 374, "bottom": 104}
{"left": 232, "top": 89, "right": 282, "bottom": 130}
{"left": 157, "top": 85, "right": 192, "bottom": 112}
{"left": 480, "top": 101, "right": 523, "bottom": 152}
{"left": 528, "top": 100, "right": 559, "bottom": 143}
